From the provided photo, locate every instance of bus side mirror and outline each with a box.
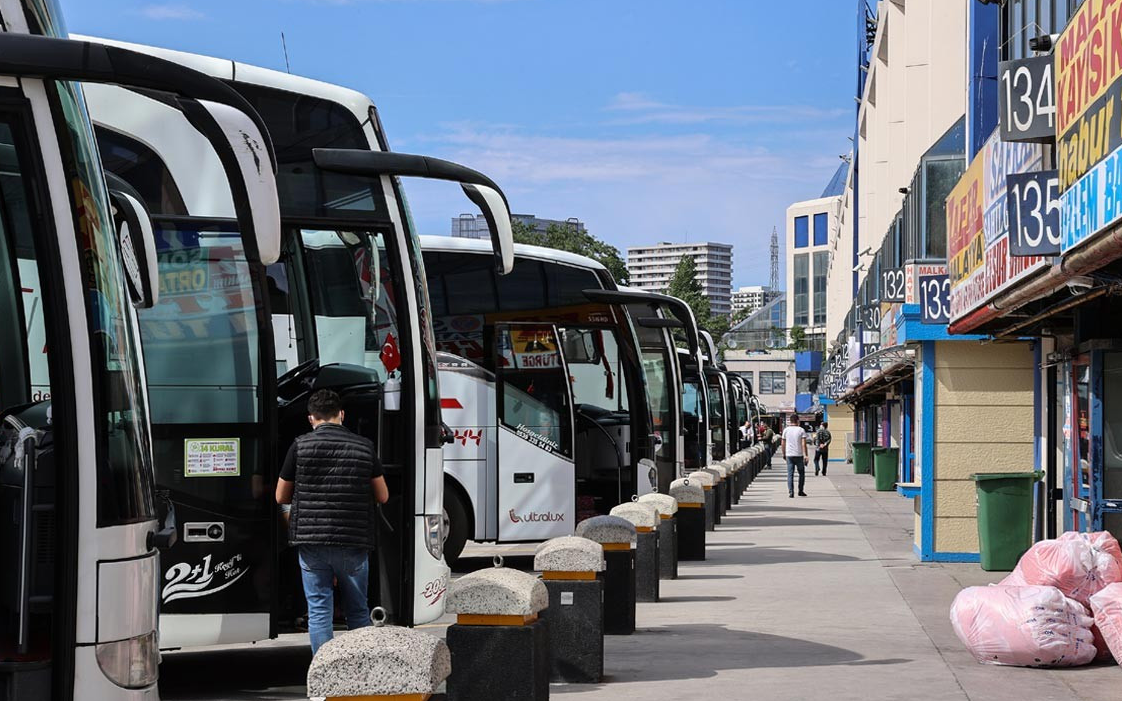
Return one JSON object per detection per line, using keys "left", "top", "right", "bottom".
{"left": 460, "top": 182, "right": 514, "bottom": 275}
{"left": 108, "top": 188, "right": 159, "bottom": 309}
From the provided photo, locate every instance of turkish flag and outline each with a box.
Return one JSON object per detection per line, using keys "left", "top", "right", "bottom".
{"left": 381, "top": 333, "right": 401, "bottom": 374}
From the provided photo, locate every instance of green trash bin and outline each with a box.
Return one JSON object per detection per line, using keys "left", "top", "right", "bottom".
{"left": 971, "top": 471, "right": 1043, "bottom": 571}
{"left": 873, "top": 447, "right": 899, "bottom": 491}
{"left": 852, "top": 442, "right": 872, "bottom": 474}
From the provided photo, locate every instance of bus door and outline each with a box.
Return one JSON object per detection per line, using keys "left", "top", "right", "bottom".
{"left": 494, "top": 323, "right": 575, "bottom": 541}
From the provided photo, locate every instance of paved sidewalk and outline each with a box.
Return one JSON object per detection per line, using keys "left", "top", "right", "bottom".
{"left": 159, "top": 454, "right": 1122, "bottom": 700}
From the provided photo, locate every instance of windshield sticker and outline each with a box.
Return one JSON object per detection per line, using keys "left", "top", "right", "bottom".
{"left": 184, "top": 438, "right": 240, "bottom": 477}
{"left": 162, "top": 553, "right": 247, "bottom": 603}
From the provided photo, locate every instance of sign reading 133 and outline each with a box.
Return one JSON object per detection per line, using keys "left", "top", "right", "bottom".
{"left": 919, "top": 275, "right": 950, "bottom": 325}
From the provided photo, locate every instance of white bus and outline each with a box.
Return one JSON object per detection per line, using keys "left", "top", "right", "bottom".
{"left": 421, "top": 237, "right": 656, "bottom": 562}
{"left": 0, "top": 5, "right": 282, "bottom": 698}
{"left": 81, "top": 39, "right": 514, "bottom": 644}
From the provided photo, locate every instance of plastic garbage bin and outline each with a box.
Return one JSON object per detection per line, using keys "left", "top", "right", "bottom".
{"left": 873, "top": 447, "right": 899, "bottom": 491}
{"left": 852, "top": 442, "right": 872, "bottom": 475}
{"left": 970, "top": 471, "right": 1043, "bottom": 571}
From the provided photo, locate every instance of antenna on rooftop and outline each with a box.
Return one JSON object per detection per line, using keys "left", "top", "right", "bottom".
{"left": 281, "top": 32, "right": 292, "bottom": 74}
{"left": 769, "top": 226, "right": 780, "bottom": 291}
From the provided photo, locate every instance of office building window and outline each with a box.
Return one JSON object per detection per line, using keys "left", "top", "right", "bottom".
{"left": 813, "top": 251, "right": 828, "bottom": 327}
{"left": 794, "top": 216, "right": 809, "bottom": 248}
{"left": 760, "top": 371, "right": 786, "bottom": 395}
{"left": 793, "top": 253, "right": 809, "bottom": 326}
{"left": 813, "top": 212, "right": 828, "bottom": 246}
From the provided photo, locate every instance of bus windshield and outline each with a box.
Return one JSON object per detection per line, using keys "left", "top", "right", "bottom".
{"left": 54, "top": 80, "right": 155, "bottom": 526}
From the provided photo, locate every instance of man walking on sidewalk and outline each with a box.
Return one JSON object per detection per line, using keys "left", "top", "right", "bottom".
{"left": 814, "top": 421, "right": 832, "bottom": 476}
{"left": 276, "top": 389, "right": 390, "bottom": 655}
{"left": 781, "top": 414, "right": 808, "bottom": 498}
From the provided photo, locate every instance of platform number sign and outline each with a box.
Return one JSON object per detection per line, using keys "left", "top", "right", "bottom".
{"left": 1007, "top": 170, "right": 1061, "bottom": 256}
{"left": 919, "top": 275, "right": 950, "bottom": 324}
{"left": 998, "top": 55, "right": 1056, "bottom": 143}
{"left": 880, "top": 267, "right": 905, "bottom": 303}
{"left": 860, "top": 304, "right": 881, "bottom": 330}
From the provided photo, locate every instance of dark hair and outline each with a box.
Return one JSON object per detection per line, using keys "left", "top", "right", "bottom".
{"left": 788, "top": 414, "right": 799, "bottom": 424}
{"left": 822, "top": 422, "right": 828, "bottom": 427}
{"left": 308, "top": 389, "right": 342, "bottom": 420}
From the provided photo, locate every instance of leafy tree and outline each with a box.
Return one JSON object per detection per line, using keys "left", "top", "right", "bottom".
{"left": 730, "top": 304, "right": 752, "bottom": 326}
{"left": 787, "top": 325, "right": 807, "bottom": 351}
{"left": 508, "top": 219, "right": 629, "bottom": 285}
{"left": 666, "top": 256, "right": 732, "bottom": 352}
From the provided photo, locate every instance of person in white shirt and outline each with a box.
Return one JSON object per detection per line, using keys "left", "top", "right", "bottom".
{"left": 781, "top": 414, "right": 809, "bottom": 498}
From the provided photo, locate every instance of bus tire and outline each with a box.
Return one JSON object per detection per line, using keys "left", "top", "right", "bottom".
{"left": 443, "top": 487, "right": 469, "bottom": 567}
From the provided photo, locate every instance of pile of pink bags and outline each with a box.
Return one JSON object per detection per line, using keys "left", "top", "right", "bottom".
{"left": 951, "top": 531, "right": 1122, "bottom": 667}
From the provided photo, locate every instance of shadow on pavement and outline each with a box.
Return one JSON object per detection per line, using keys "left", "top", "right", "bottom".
{"left": 704, "top": 546, "right": 863, "bottom": 566}
{"left": 453, "top": 554, "right": 536, "bottom": 574}
{"left": 674, "top": 573, "right": 744, "bottom": 581}
{"left": 159, "top": 645, "right": 312, "bottom": 700}
{"left": 729, "top": 517, "right": 854, "bottom": 528}
{"left": 656, "top": 595, "right": 737, "bottom": 603}
{"left": 553, "top": 624, "right": 910, "bottom": 689}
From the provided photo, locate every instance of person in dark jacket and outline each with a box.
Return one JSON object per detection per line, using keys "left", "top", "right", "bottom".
{"left": 276, "top": 389, "right": 389, "bottom": 655}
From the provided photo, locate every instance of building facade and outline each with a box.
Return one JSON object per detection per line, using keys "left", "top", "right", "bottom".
{"left": 727, "top": 294, "right": 787, "bottom": 352}
{"left": 452, "top": 213, "right": 586, "bottom": 239}
{"left": 786, "top": 196, "right": 839, "bottom": 350}
{"left": 626, "top": 241, "right": 734, "bottom": 316}
{"left": 731, "top": 285, "right": 778, "bottom": 316}
{"left": 724, "top": 349, "right": 796, "bottom": 418}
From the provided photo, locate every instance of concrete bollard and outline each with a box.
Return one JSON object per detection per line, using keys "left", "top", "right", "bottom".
{"left": 609, "top": 500, "right": 661, "bottom": 603}
{"left": 711, "top": 463, "right": 732, "bottom": 512}
{"left": 727, "top": 460, "right": 742, "bottom": 505}
{"left": 638, "top": 492, "right": 679, "bottom": 579}
{"left": 700, "top": 467, "right": 725, "bottom": 522}
{"left": 307, "top": 609, "right": 449, "bottom": 701}
{"left": 688, "top": 470, "right": 717, "bottom": 531}
{"left": 445, "top": 560, "right": 550, "bottom": 701}
{"left": 670, "top": 478, "right": 706, "bottom": 561}
{"left": 575, "top": 515, "right": 637, "bottom": 635}
{"left": 534, "top": 536, "right": 605, "bottom": 684}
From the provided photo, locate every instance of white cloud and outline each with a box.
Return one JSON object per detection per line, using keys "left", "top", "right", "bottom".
{"left": 138, "top": 4, "right": 206, "bottom": 20}
{"left": 403, "top": 120, "right": 846, "bottom": 286}
{"left": 605, "top": 91, "right": 848, "bottom": 126}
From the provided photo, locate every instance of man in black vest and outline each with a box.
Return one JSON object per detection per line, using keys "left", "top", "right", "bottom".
{"left": 276, "top": 389, "right": 388, "bottom": 655}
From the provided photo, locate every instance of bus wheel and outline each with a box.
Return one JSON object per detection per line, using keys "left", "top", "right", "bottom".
{"left": 443, "top": 488, "right": 469, "bottom": 567}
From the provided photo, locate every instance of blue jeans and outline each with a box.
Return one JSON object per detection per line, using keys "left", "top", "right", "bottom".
{"left": 786, "top": 456, "right": 806, "bottom": 495}
{"left": 298, "top": 545, "right": 371, "bottom": 655}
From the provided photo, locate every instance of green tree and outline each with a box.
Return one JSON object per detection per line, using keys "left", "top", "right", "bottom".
{"left": 665, "top": 256, "right": 732, "bottom": 351}
{"left": 730, "top": 304, "right": 752, "bottom": 326}
{"left": 508, "top": 219, "right": 630, "bottom": 285}
{"left": 787, "top": 325, "right": 807, "bottom": 351}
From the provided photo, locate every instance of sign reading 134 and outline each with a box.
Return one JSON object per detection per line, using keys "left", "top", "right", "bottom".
{"left": 1007, "top": 170, "right": 1061, "bottom": 256}
{"left": 919, "top": 275, "right": 950, "bottom": 325}
{"left": 998, "top": 55, "right": 1055, "bottom": 143}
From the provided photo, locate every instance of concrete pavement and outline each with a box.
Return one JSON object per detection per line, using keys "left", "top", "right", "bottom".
{"left": 158, "top": 454, "right": 1122, "bottom": 700}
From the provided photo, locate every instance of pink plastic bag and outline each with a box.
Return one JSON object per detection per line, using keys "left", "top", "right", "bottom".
{"left": 950, "top": 585, "right": 1097, "bottom": 667}
{"left": 1000, "top": 531, "right": 1122, "bottom": 607}
{"left": 1089, "top": 582, "right": 1122, "bottom": 664}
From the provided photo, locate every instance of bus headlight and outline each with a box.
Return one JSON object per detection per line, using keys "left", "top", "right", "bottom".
{"left": 424, "top": 514, "right": 444, "bottom": 560}
{"left": 96, "top": 630, "right": 158, "bottom": 688}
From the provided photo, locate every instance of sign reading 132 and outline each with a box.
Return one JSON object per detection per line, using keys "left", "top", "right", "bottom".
{"left": 919, "top": 275, "right": 950, "bottom": 325}
{"left": 1007, "top": 170, "right": 1061, "bottom": 256}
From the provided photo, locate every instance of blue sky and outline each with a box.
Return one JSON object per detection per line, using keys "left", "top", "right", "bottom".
{"left": 61, "top": 0, "right": 856, "bottom": 289}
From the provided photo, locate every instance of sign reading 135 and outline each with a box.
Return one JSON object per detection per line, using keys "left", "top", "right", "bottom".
{"left": 919, "top": 275, "right": 950, "bottom": 325}
{"left": 1007, "top": 170, "right": 1061, "bottom": 256}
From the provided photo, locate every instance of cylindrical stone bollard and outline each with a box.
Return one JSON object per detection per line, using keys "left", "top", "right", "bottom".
{"left": 534, "top": 536, "right": 605, "bottom": 684}
{"left": 688, "top": 470, "right": 717, "bottom": 531}
{"left": 307, "top": 611, "right": 450, "bottom": 701}
{"left": 575, "top": 515, "right": 637, "bottom": 635}
{"left": 701, "top": 467, "right": 725, "bottom": 522}
{"left": 670, "top": 477, "right": 706, "bottom": 561}
{"left": 712, "top": 463, "right": 732, "bottom": 512}
{"left": 638, "top": 492, "right": 679, "bottom": 579}
{"left": 445, "top": 561, "right": 550, "bottom": 701}
{"left": 728, "top": 460, "right": 742, "bottom": 505}
{"left": 609, "top": 500, "right": 661, "bottom": 603}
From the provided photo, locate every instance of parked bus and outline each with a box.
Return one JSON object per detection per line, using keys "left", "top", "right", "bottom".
{"left": 81, "top": 39, "right": 514, "bottom": 643}
{"left": 421, "top": 237, "right": 655, "bottom": 563}
{"left": 0, "top": 8, "right": 285, "bottom": 698}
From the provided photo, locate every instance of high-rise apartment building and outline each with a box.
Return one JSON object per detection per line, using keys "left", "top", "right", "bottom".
{"left": 626, "top": 242, "right": 734, "bottom": 316}
{"left": 731, "top": 285, "right": 778, "bottom": 316}
{"left": 451, "top": 213, "right": 585, "bottom": 239}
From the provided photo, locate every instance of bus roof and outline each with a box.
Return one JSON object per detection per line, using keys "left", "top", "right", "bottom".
{"left": 73, "top": 35, "right": 377, "bottom": 141}
{"left": 419, "top": 234, "right": 608, "bottom": 273}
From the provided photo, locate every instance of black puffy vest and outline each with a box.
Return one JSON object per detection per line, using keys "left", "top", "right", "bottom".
{"left": 289, "top": 424, "right": 377, "bottom": 549}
